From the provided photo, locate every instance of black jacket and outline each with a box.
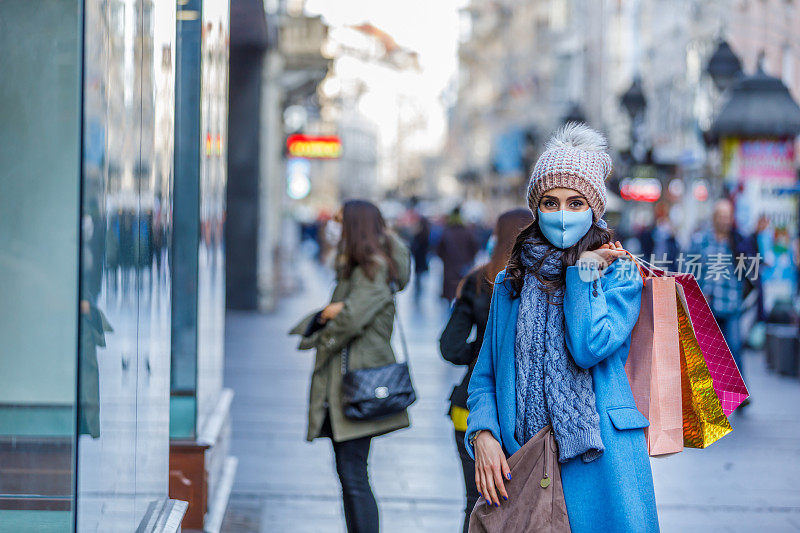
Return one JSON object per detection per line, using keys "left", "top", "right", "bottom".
{"left": 439, "top": 269, "right": 492, "bottom": 411}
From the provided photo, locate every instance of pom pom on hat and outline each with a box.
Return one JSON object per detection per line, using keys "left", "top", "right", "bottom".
{"left": 527, "top": 122, "right": 613, "bottom": 222}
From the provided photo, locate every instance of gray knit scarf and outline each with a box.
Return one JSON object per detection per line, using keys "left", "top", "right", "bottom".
{"left": 514, "top": 241, "right": 604, "bottom": 463}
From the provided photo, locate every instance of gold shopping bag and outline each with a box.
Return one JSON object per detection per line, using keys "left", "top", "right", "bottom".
{"left": 676, "top": 285, "right": 733, "bottom": 448}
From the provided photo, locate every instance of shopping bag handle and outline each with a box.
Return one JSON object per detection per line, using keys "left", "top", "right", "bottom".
{"left": 624, "top": 252, "right": 691, "bottom": 279}
{"left": 620, "top": 249, "right": 648, "bottom": 280}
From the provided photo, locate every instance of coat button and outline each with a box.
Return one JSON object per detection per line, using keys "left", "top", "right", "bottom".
{"left": 592, "top": 290, "right": 599, "bottom": 297}
{"left": 327, "top": 338, "right": 336, "bottom": 347}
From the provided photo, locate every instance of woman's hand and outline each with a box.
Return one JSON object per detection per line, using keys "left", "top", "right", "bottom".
{"left": 473, "top": 431, "right": 511, "bottom": 507}
{"left": 581, "top": 240, "right": 626, "bottom": 269}
{"left": 320, "top": 301, "right": 344, "bottom": 322}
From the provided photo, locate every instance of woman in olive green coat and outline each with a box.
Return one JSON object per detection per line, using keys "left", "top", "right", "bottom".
{"left": 290, "top": 199, "right": 411, "bottom": 533}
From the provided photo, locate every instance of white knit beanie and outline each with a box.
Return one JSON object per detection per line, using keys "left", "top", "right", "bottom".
{"left": 526, "top": 122, "right": 613, "bottom": 222}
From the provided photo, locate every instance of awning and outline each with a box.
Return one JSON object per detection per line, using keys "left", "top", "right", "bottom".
{"left": 709, "top": 68, "right": 800, "bottom": 139}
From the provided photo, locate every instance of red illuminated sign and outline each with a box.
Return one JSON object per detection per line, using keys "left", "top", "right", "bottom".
{"left": 620, "top": 177, "right": 662, "bottom": 202}
{"left": 287, "top": 134, "right": 342, "bottom": 159}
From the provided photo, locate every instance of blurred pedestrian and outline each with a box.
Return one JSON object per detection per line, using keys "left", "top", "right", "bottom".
{"left": 410, "top": 216, "right": 431, "bottom": 302}
{"left": 437, "top": 206, "right": 479, "bottom": 301}
{"left": 687, "top": 199, "right": 763, "bottom": 390}
{"left": 638, "top": 200, "right": 681, "bottom": 271}
{"left": 466, "top": 123, "right": 658, "bottom": 531}
{"left": 439, "top": 208, "right": 532, "bottom": 533}
{"left": 289, "top": 199, "right": 412, "bottom": 533}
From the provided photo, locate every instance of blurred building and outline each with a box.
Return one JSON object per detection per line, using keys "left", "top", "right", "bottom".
{"left": 337, "top": 115, "right": 380, "bottom": 200}
{"left": 315, "top": 22, "right": 426, "bottom": 202}
{"left": 0, "top": 1, "right": 234, "bottom": 531}
{"left": 448, "top": 0, "right": 800, "bottom": 237}
{"left": 227, "top": 1, "right": 331, "bottom": 311}
{"left": 727, "top": 0, "right": 800, "bottom": 102}
{"left": 447, "top": 0, "right": 639, "bottom": 215}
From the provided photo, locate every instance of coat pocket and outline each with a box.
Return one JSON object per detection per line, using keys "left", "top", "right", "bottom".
{"left": 607, "top": 406, "right": 650, "bottom": 430}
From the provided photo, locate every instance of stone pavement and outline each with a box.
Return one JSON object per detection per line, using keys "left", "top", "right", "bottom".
{"left": 221, "top": 254, "right": 800, "bottom": 533}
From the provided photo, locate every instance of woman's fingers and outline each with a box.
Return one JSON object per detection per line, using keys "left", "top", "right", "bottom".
{"left": 475, "top": 466, "right": 485, "bottom": 502}
{"left": 500, "top": 454, "right": 512, "bottom": 483}
{"left": 473, "top": 433, "right": 510, "bottom": 507}
{"left": 482, "top": 464, "right": 499, "bottom": 506}
{"left": 492, "top": 462, "right": 509, "bottom": 502}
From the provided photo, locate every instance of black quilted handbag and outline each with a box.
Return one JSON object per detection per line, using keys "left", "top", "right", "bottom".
{"left": 341, "top": 287, "right": 416, "bottom": 421}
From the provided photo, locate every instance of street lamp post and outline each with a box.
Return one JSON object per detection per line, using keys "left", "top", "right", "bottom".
{"left": 620, "top": 75, "right": 647, "bottom": 162}
{"left": 706, "top": 40, "right": 743, "bottom": 93}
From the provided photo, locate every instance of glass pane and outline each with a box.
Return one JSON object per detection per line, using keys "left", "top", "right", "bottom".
{"left": 0, "top": 0, "right": 83, "bottom": 530}
{"left": 134, "top": 0, "right": 175, "bottom": 521}
{"left": 75, "top": 0, "right": 140, "bottom": 526}
{"left": 76, "top": 0, "right": 175, "bottom": 528}
{"left": 196, "top": 0, "right": 229, "bottom": 439}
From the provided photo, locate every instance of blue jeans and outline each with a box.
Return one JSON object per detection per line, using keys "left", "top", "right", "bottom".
{"left": 715, "top": 313, "right": 743, "bottom": 378}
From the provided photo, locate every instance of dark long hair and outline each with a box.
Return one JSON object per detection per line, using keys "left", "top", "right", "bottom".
{"left": 504, "top": 219, "right": 613, "bottom": 298}
{"left": 338, "top": 199, "right": 399, "bottom": 283}
{"left": 473, "top": 208, "right": 534, "bottom": 294}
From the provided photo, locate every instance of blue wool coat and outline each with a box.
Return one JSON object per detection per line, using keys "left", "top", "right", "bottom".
{"left": 466, "top": 259, "right": 659, "bottom": 533}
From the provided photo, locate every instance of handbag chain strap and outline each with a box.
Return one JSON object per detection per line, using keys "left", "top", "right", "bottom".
{"left": 341, "top": 282, "right": 409, "bottom": 375}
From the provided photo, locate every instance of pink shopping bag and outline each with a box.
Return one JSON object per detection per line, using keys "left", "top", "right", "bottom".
{"left": 671, "top": 273, "right": 749, "bottom": 415}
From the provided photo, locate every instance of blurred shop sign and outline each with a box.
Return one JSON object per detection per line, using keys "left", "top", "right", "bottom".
{"left": 621, "top": 164, "right": 662, "bottom": 202}
{"left": 620, "top": 177, "right": 662, "bottom": 202}
{"left": 287, "top": 134, "right": 342, "bottom": 159}
{"left": 721, "top": 136, "right": 798, "bottom": 235}
{"left": 722, "top": 138, "right": 796, "bottom": 182}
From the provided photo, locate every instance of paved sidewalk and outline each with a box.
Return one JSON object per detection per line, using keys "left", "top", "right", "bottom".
{"left": 651, "top": 351, "right": 800, "bottom": 531}
{"left": 222, "top": 255, "right": 800, "bottom": 532}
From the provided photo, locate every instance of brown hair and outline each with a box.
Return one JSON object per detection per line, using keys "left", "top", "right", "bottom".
{"left": 457, "top": 209, "right": 534, "bottom": 298}
{"left": 504, "top": 219, "right": 613, "bottom": 298}
{"left": 338, "top": 199, "right": 399, "bottom": 283}
{"left": 482, "top": 208, "right": 534, "bottom": 291}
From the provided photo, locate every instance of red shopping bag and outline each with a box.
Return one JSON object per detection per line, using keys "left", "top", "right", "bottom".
{"left": 635, "top": 259, "right": 749, "bottom": 415}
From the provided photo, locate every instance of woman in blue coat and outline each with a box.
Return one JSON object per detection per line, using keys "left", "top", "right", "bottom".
{"left": 465, "top": 123, "right": 659, "bottom": 532}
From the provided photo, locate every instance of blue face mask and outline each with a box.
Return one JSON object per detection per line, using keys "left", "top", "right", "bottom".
{"left": 537, "top": 208, "right": 593, "bottom": 249}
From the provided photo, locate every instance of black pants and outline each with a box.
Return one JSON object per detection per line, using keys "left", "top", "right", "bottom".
{"left": 455, "top": 429, "right": 480, "bottom": 533}
{"left": 323, "top": 417, "right": 379, "bottom": 533}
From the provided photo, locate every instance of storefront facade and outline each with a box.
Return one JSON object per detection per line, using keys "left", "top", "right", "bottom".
{"left": 0, "top": 1, "right": 231, "bottom": 530}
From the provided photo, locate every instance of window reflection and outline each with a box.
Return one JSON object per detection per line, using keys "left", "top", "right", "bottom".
{"left": 76, "top": 0, "right": 176, "bottom": 529}
{"left": 3, "top": 0, "right": 182, "bottom": 529}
